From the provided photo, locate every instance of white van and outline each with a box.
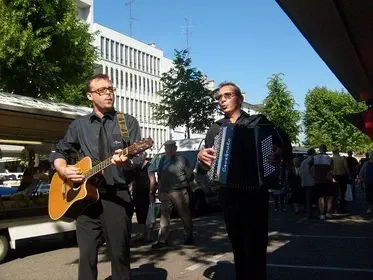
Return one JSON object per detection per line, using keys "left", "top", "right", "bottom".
{"left": 153, "top": 138, "right": 219, "bottom": 216}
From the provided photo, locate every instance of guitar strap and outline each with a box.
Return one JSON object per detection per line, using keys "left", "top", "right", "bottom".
{"left": 116, "top": 112, "right": 130, "bottom": 144}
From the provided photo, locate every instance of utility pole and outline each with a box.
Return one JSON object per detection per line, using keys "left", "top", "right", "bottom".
{"left": 181, "top": 17, "right": 193, "bottom": 55}
{"left": 125, "top": 0, "right": 138, "bottom": 37}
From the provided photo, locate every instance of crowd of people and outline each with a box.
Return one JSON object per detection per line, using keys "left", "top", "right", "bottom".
{"left": 271, "top": 146, "right": 373, "bottom": 219}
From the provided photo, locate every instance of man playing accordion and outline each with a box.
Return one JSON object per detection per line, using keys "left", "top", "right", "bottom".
{"left": 198, "top": 82, "right": 292, "bottom": 280}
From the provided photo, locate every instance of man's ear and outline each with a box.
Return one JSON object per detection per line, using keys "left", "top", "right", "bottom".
{"left": 87, "top": 92, "right": 93, "bottom": 101}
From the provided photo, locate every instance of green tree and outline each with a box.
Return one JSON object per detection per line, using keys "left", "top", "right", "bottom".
{"left": 153, "top": 49, "right": 217, "bottom": 139}
{"left": 259, "top": 73, "right": 301, "bottom": 143}
{"left": 304, "top": 86, "right": 373, "bottom": 153}
{"left": 0, "top": 0, "right": 97, "bottom": 105}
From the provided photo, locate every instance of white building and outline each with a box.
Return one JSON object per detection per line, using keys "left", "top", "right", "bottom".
{"left": 76, "top": 0, "right": 173, "bottom": 155}
{"left": 75, "top": 1, "right": 261, "bottom": 151}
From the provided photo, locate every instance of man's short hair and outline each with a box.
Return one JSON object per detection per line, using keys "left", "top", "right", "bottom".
{"left": 217, "top": 81, "right": 243, "bottom": 97}
{"left": 164, "top": 140, "right": 176, "bottom": 146}
{"left": 348, "top": 150, "right": 353, "bottom": 156}
{"left": 86, "top": 73, "right": 111, "bottom": 93}
{"left": 319, "top": 144, "right": 327, "bottom": 153}
{"left": 307, "top": 148, "right": 316, "bottom": 156}
{"left": 369, "top": 151, "right": 373, "bottom": 159}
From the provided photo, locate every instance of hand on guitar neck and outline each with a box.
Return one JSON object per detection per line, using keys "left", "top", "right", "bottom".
{"left": 55, "top": 149, "right": 131, "bottom": 184}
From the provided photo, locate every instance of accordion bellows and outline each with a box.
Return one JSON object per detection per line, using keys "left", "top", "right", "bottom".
{"left": 207, "top": 123, "right": 278, "bottom": 190}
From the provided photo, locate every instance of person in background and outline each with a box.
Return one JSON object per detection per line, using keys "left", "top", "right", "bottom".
{"left": 331, "top": 149, "right": 351, "bottom": 213}
{"left": 311, "top": 144, "right": 333, "bottom": 220}
{"left": 288, "top": 157, "right": 305, "bottom": 214}
{"left": 132, "top": 155, "right": 152, "bottom": 243}
{"left": 18, "top": 149, "right": 37, "bottom": 192}
{"left": 149, "top": 140, "right": 194, "bottom": 249}
{"left": 346, "top": 151, "right": 358, "bottom": 199}
{"left": 357, "top": 152, "right": 370, "bottom": 190}
{"left": 358, "top": 151, "right": 373, "bottom": 214}
{"left": 299, "top": 148, "right": 316, "bottom": 218}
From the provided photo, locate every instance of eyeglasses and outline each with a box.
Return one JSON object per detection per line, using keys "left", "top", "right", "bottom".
{"left": 215, "top": 92, "right": 237, "bottom": 101}
{"left": 90, "top": 87, "right": 116, "bottom": 96}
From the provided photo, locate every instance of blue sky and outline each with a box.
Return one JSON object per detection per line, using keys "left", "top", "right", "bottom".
{"left": 94, "top": 0, "right": 345, "bottom": 111}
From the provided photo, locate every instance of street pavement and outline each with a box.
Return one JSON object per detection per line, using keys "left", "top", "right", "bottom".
{"left": 0, "top": 188, "right": 372, "bottom": 280}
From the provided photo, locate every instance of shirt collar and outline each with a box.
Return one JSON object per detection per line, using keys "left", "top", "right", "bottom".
{"left": 219, "top": 110, "right": 250, "bottom": 124}
{"left": 89, "top": 109, "right": 116, "bottom": 122}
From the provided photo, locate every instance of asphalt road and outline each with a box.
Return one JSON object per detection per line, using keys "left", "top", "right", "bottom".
{"left": 0, "top": 188, "right": 372, "bottom": 280}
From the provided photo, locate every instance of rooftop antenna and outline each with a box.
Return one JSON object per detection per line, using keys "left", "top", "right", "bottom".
{"left": 181, "top": 17, "right": 194, "bottom": 56}
{"left": 125, "top": 0, "right": 138, "bottom": 37}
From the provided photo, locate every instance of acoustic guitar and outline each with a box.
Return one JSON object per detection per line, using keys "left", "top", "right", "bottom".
{"left": 48, "top": 138, "right": 153, "bottom": 220}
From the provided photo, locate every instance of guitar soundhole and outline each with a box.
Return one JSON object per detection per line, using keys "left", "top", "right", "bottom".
{"left": 66, "top": 184, "right": 82, "bottom": 203}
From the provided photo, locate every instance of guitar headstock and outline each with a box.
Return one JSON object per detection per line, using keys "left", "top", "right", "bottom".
{"left": 128, "top": 137, "right": 153, "bottom": 156}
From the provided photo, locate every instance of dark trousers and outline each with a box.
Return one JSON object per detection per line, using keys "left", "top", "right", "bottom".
{"left": 76, "top": 189, "right": 134, "bottom": 280}
{"left": 219, "top": 187, "right": 269, "bottom": 280}
{"left": 334, "top": 175, "right": 348, "bottom": 212}
{"left": 304, "top": 186, "right": 314, "bottom": 218}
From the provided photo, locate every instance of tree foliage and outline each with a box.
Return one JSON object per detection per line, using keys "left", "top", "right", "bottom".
{"left": 259, "top": 73, "right": 301, "bottom": 143}
{"left": 153, "top": 49, "right": 217, "bottom": 138}
{"left": 0, "top": 0, "right": 97, "bottom": 105}
{"left": 304, "top": 86, "right": 373, "bottom": 153}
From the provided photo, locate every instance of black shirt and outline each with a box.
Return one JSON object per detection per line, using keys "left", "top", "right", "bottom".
{"left": 50, "top": 110, "right": 141, "bottom": 186}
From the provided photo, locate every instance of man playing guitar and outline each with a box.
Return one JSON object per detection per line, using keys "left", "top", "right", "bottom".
{"left": 50, "top": 74, "right": 141, "bottom": 280}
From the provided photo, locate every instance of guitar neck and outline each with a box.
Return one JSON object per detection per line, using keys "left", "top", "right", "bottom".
{"left": 83, "top": 148, "right": 128, "bottom": 179}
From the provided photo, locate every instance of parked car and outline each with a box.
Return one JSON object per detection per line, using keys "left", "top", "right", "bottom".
{"left": 153, "top": 138, "right": 219, "bottom": 216}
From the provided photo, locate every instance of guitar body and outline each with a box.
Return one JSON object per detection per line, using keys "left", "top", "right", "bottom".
{"left": 48, "top": 157, "right": 99, "bottom": 221}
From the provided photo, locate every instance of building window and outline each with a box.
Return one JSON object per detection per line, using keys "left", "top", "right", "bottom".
{"left": 115, "top": 69, "right": 118, "bottom": 87}
{"left": 116, "top": 42, "right": 119, "bottom": 63}
{"left": 151, "top": 80, "right": 154, "bottom": 94}
{"left": 126, "top": 97, "right": 129, "bottom": 113}
{"left": 100, "top": 36, "right": 104, "bottom": 58}
{"left": 125, "top": 46, "right": 128, "bottom": 65}
{"left": 129, "top": 48, "right": 133, "bottom": 67}
{"left": 149, "top": 56, "right": 153, "bottom": 74}
{"left": 139, "top": 76, "right": 142, "bottom": 92}
{"left": 105, "top": 66, "right": 109, "bottom": 75}
{"left": 135, "top": 100, "right": 138, "bottom": 118}
{"left": 110, "top": 68, "right": 114, "bottom": 81}
{"left": 121, "top": 96, "right": 124, "bottom": 112}
{"left": 157, "top": 58, "right": 160, "bottom": 76}
{"left": 148, "top": 103, "right": 151, "bottom": 122}
{"left": 146, "top": 54, "right": 149, "bottom": 72}
{"left": 130, "top": 74, "right": 133, "bottom": 91}
{"left": 120, "top": 71, "right": 123, "bottom": 89}
{"left": 143, "top": 77, "right": 146, "bottom": 92}
{"left": 142, "top": 53, "right": 145, "bottom": 71}
{"left": 155, "top": 81, "right": 158, "bottom": 93}
{"left": 138, "top": 51, "right": 141, "bottom": 70}
{"left": 147, "top": 78, "right": 150, "bottom": 94}
{"left": 140, "top": 101, "right": 143, "bottom": 121}
{"left": 110, "top": 40, "right": 114, "bottom": 61}
{"left": 125, "top": 72, "right": 128, "bottom": 90}
{"left": 116, "top": 95, "right": 120, "bottom": 109}
{"left": 134, "top": 75, "right": 137, "bottom": 92}
{"left": 120, "top": 44, "right": 124, "bottom": 64}
{"left": 105, "top": 39, "right": 109, "bottom": 59}
{"left": 134, "top": 49, "right": 137, "bottom": 69}
{"left": 130, "top": 98, "right": 134, "bottom": 114}
{"left": 144, "top": 101, "right": 147, "bottom": 122}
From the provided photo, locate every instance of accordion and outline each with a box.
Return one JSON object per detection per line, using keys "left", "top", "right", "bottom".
{"left": 207, "top": 123, "right": 279, "bottom": 190}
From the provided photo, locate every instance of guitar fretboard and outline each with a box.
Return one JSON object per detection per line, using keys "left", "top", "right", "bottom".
{"left": 83, "top": 148, "right": 128, "bottom": 178}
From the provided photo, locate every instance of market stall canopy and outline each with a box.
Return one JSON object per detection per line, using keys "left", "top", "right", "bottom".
{"left": 276, "top": 0, "right": 373, "bottom": 102}
{"left": 0, "top": 92, "right": 92, "bottom": 144}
